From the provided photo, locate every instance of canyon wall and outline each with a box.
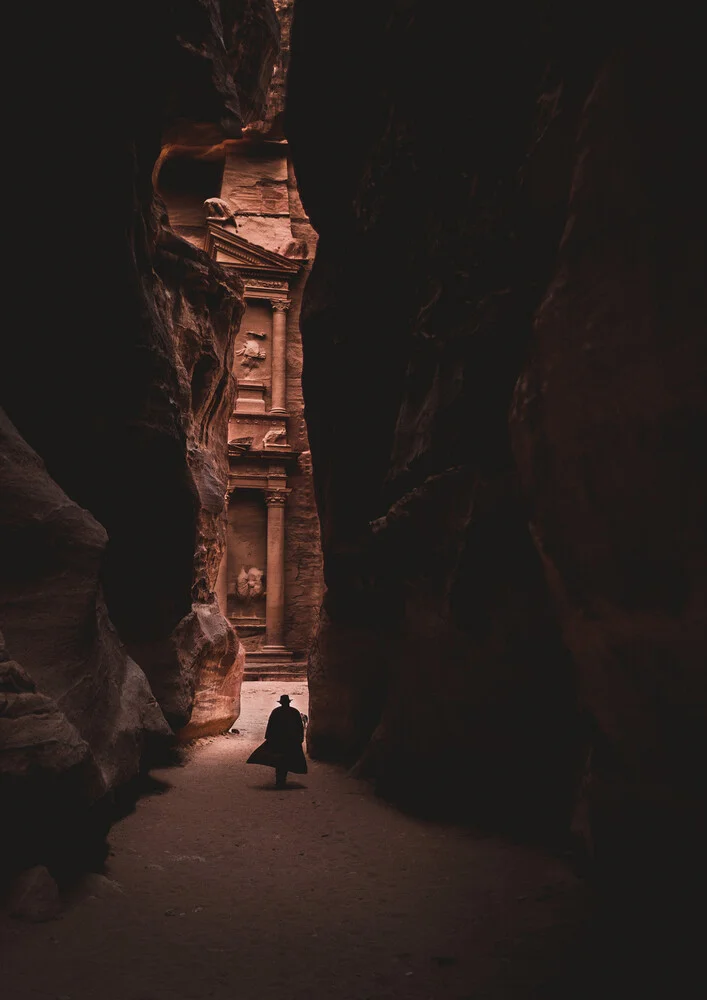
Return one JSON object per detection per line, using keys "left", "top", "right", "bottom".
{"left": 0, "top": 0, "right": 279, "bottom": 872}
{"left": 287, "top": 0, "right": 706, "bottom": 891}
{"left": 510, "top": 35, "right": 707, "bottom": 900}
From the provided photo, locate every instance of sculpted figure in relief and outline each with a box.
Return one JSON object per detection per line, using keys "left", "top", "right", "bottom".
{"left": 236, "top": 330, "right": 266, "bottom": 370}
{"left": 262, "top": 424, "right": 287, "bottom": 448}
{"left": 236, "top": 566, "right": 265, "bottom": 601}
{"left": 204, "top": 197, "right": 237, "bottom": 228}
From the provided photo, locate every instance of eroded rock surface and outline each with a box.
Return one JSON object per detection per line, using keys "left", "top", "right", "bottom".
{"left": 287, "top": 0, "right": 707, "bottom": 886}
{"left": 287, "top": 1, "right": 595, "bottom": 832}
{"left": 0, "top": 417, "right": 170, "bottom": 871}
{"left": 133, "top": 602, "right": 244, "bottom": 739}
{"left": 113, "top": 227, "right": 246, "bottom": 735}
{"left": 0, "top": 417, "right": 169, "bottom": 783}
{"left": 243, "top": 0, "right": 292, "bottom": 138}
{"left": 0, "top": 633, "right": 101, "bottom": 874}
{"left": 510, "top": 40, "right": 707, "bottom": 888}
{"left": 1, "top": 0, "right": 278, "bottom": 873}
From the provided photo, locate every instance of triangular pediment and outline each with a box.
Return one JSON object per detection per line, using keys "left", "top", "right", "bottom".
{"left": 204, "top": 223, "right": 301, "bottom": 276}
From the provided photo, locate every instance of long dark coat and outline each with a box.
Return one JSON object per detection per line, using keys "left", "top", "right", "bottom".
{"left": 247, "top": 705, "right": 307, "bottom": 774}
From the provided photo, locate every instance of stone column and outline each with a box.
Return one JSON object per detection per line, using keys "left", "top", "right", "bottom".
{"left": 216, "top": 489, "right": 231, "bottom": 617}
{"left": 269, "top": 300, "right": 290, "bottom": 416}
{"left": 263, "top": 490, "right": 288, "bottom": 649}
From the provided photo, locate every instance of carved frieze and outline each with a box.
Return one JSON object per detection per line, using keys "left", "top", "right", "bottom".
{"left": 246, "top": 279, "right": 289, "bottom": 291}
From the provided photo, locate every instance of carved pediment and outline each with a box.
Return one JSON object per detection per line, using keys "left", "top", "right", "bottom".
{"left": 204, "top": 223, "right": 301, "bottom": 278}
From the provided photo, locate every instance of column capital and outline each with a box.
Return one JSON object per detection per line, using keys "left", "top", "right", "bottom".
{"left": 265, "top": 489, "right": 289, "bottom": 507}
{"left": 270, "top": 299, "right": 291, "bottom": 313}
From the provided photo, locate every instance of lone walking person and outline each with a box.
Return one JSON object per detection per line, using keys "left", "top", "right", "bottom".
{"left": 247, "top": 694, "right": 307, "bottom": 788}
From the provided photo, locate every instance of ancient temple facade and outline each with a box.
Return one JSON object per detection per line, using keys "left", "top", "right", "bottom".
{"left": 160, "top": 136, "right": 323, "bottom": 677}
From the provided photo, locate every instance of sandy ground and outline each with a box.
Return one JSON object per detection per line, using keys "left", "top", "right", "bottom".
{"left": 1, "top": 682, "right": 595, "bottom": 1000}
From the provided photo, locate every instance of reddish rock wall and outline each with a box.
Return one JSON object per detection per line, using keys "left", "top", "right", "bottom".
{"left": 288, "top": 0, "right": 596, "bottom": 832}
{"left": 244, "top": 0, "right": 293, "bottom": 139}
{"left": 120, "top": 229, "right": 246, "bottom": 734}
{"left": 287, "top": 0, "right": 706, "bottom": 901}
{"left": 510, "top": 38, "right": 707, "bottom": 892}
{"left": 0, "top": 414, "right": 169, "bottom": 873}
{"left": 1, "top": 0, "right": 278, "bottom": 872}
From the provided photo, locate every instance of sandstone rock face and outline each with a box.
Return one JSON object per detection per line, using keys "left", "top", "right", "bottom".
{"left": 134, "top": 602, "right": 245, "bottom": 740}
{"left": 118, "top": 227, "right": 246, "bottom": 736}
{"left": 1, "top": 0, "right": 278, "bottom": 872}
{"left": 1, "top": 631, "right": 102, "bottom": 873}
{"left": 510, "top": 40, "right": 707, "bottom": 884}
{"left": 0, "top": 643, "right": 93, "bottom": 786}
{"left": 222, "top": 0, "right": 281, "bottom": 130}
{"left": 287, "top": 1, "right": 594, "bottom": 831}
{"left": 0, "top": 416, "right": 170, "bottom": 783}
{"left": 287, "top": 0, "right": 706, "bottom": 877}
{"left": 162, "top": 0, "right": 281, "bottom": 147}
{"left": 244, "top": 0, "right": 292, "bottom": 138}
{"left": 0, "top": 417, "right": 169, "bottom": 870}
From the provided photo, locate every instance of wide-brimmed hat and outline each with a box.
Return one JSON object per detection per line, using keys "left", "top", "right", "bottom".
{"left": 278, "top": 694, "right": 291, "bottom": 704}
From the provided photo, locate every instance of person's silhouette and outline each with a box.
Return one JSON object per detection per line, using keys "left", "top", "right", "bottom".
{"left": 247, "top": 694, "right": 308, "bottom": 788}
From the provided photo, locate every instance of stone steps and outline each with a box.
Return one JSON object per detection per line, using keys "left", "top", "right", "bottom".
{"left": 243, "top": 661, "right": 308, "bottom": 682}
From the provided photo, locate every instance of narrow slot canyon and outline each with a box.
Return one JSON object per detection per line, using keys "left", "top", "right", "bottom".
{"left": 1, "top": 2, "right": 705, "bottom": 998}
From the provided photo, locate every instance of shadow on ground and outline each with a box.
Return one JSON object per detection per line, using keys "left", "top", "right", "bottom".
{"left": 250, "top": 781, "right": 308, "bottom": 792}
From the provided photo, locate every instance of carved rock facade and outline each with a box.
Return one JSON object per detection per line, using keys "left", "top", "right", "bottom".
{"left": 160, "top": 0, "right": 324, "bottom": 678}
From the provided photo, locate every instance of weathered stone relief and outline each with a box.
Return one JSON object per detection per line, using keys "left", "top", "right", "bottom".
{"left": 282, "top": 238, "right": 309, "bottom": 258}
{"left": 246, "top": 278, "right": 289, "bottom": 291}
{"left": 262, "top": 423, "right": 288, "bottom": 447}
{"left": 204, "top": 197, "right": 238, "bottom": 227}
{"left": 236, "top": 330, "right": 267, "bottom": 370}
{"left": 236, "top": 566, "right": 265, "bottom": 601}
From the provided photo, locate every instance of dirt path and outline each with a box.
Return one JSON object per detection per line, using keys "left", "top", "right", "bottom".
{"left": 1, "top": 683, "right": 594, "bottom": 1000}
